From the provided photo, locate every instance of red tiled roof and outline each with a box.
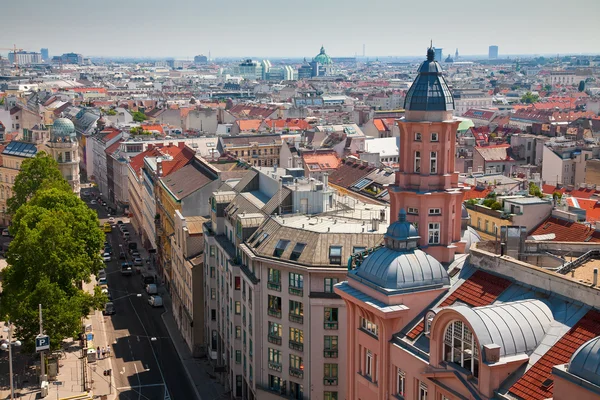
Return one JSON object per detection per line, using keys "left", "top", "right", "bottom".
{"left": 329, "top": 160, "right": 375, "bottom": 189}
{"left": 508, "top": 310, "right": 600, "bottom": 400}
{"left": 160, "top": 146, "right": 195, "bottom": 176}
{"left": 529, "top": 216, "right": 600, "bottom": 242}
{"left": 569, "top": 188, "right": 599, "bottom": 199}
{"left": 129, "top": 147, "right": 162, "bottom": 174}
{"left": 237, "top": 119, "right": 263, "bottom": 131}
{"left": 100, "top": 127, "right": 122, "bottom": 142}
{"left": 568, "top": 198, "right": 600, "bottom": 223}
{"left": 104, "top": 139, "right": 122, "bottom": 156}
{"left": 463, "top": 186, "right": 492, "bottom": 201}
{"left": 140, "top": 124, "right": 164, "bottom": 134}
{"left": 542, "top": 185, "right": 566, "bottom": 196}
{"left": 406, "top": 270, "right": 511, "bottom": 340}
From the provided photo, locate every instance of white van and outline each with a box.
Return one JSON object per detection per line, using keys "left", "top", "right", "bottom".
{"left": 145, "top": 283, "right": 158, "bottom": 295}
{"left": 148, "top": 295, "right": 163, "bottom": 307}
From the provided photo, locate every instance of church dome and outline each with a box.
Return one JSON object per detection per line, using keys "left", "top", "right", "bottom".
{"left": 568, "top": 336, "right": 600, "bottom": 386}
{"left": 313, "top": 46, "right": 333, "bottom": 65}
{"left": 352, "top": 209, "right": 449, "bottom": 293}
{"left": 404, "top": 47, "right": 455, "bottom": 112}
{"left": 52, "top": 118, "right": 76, "bottom": 138}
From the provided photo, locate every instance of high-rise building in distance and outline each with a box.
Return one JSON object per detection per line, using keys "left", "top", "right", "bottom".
{"left": 8, "top": 51, "right": 42, "bottom": 65}
{"left": 40, "top": 48, "right": 49, "bottom": 61}
{"left": 194, "top": 54, "right": 208, "bottom": 64}
{"left": 489, "top": 45, "right": 499, "bottom": 59}
{"left": 434, "top": 47, "right": 443, "bottom": 62}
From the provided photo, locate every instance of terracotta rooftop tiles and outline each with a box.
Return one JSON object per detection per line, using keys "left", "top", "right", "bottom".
{"left": 529, "top": 216, "right": 600, "bottom": 242}
{"left": 329, "top": 160, "right": 375, "bottom": 189}
{"left": 406, "top": 270, "right": 511, "bottom": 340}
{"left": 462, "top": 186, "right": 492, "bottom": 201}
{"left": 508, "top": 310, "right": 600, "bottom": 400}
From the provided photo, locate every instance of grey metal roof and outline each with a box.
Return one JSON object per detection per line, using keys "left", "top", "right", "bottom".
{"left": 404, "top": 48, "right": 454, "bottom": 112}
{"left": 569, "top": 336, "right": 600, "bottom": 386}
{"left": 447, "top": 299, "right": 554, "bottom": 358}
{"left": 334, "top": 282, "right": 409, "bottom": 313}
{"left": 353, "top": 247, "right": 449, "bottom": 293}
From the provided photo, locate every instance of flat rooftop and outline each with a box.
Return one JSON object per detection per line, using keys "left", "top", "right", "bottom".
{"left": 273, "top": 214, "right": 388, "bottom": 234}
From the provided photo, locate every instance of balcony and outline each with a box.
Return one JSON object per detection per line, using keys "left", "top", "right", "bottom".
{"left": 268, "top": 335, "right": 282, "bottom": 345}
{"left": 289, "top": 314, "right": 303, "bottom": 324}
{"left": 289, "top": 367, "right": 304, "bottom": 379}
{"left": 267, "top": 282, "right": 281, "bottom": 291}
{"left": 268, "top": 309, "right": 282, "bottom": 319}
{"left": 323, "top": 377, "right": 338, "bottom": 386}
{"left": 268, "top": 361, "right": 282, "bottom": 372}
{"left": 289, "top": 341, "right": 303, "bottom": 352}
{"left": 324, "top": 349, "right": 338, "bottom": 358}
{"left": 288, "top": 287, "right": 303, "bottom": 297}
{"left": 324, "top": 321, "right": 338, "bottom": 330}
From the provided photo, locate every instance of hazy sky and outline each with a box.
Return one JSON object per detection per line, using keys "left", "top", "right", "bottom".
{"left": 2, "top": 0, "right": 600, "bottom": 59}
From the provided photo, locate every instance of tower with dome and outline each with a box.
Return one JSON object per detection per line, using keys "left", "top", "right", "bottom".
{"left": 43, "top": 117, "right": 81, "bottom": 196}
{"left": 310, "top": 45, "right": 335, "bottom": 76}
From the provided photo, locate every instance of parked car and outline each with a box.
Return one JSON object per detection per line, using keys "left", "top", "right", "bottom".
{"left": 98, "top": 269, "right": 106, "bottom": 279}
{"left": 102, "top": 252, "right": 111, "bottom": 262}
{"left": 108, "top": 217, "right": 115, "bottom": 223}
{"left": 2, "top": 229, "right": 9, "bottom": 237}
{"left": 133, "top": 257, "right": 143, "bottom": 267}
{"left": 103, "top": 302, "right": 115, "bottom": 315}
{"left": 101, "top": 288, "right": 112, "bottom": 301}
{"left": 119, "top": 251, "right": 126, "bottom": 260}
{"left": 90, "top": 200, "right": 97, "bottom": 205}
{"left": 148, "top": 295, "right": 163, "bottom": 307}
{"left": 97, "top": 277, "right": 108, "bottom": 286}
{"left": 121, "top": 262, "right": 133, "bottom": 276}
{"left": 131, "top": 250, "right": 140, "bottom": 258}
{"left": 145, "top": 283, "right": 158, "bottom": 295}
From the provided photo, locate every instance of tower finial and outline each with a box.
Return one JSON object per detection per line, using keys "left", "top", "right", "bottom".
{"left": 427, "top": 42, "right": 435, "bottom": 62}
{"left": 398, "top": 209, "right": 407, "bottom": 222}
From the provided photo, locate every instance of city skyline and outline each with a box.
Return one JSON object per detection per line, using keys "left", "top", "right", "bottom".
{"left": 2, "top": 0, "right": 600, "bottom": 59}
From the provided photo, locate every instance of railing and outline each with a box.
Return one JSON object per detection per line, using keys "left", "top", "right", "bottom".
{"left": 268, "top": 335, "right": 282, "bottom": 345}
{"left": 288, "top": 287, "right": 303, "bottom": 297}
{"left": 268, "top": 309, "right": 282, "bottom": 318}
{"left": 323, "top": 377, "right": 338, "bottom": 386}
{"left": 324, "top": 349, "right": 338, "bottom": 358}
{"left": 289, "top": 341, "right": 303, "bottom": 352}
{"left": 324, "top": 321, "right": 338, "bottom": 330}
{"left": 268, "top": 361, "right": 282, "bottom": 372}
{"left": 267, "top": 282, "right": 281, "bottom": 291}
{"left": 289, "top": 314, "right": 303, "bottom": 324}
{"left": 289, "top": 367, "right": 304, "bottom": 379}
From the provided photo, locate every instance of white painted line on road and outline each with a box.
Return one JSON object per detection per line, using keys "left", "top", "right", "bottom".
{"left": 134, "top": 364, "right": 142, "bottom": 400}
{"left": 120, "top": 367, "right": 125, "bottom": 375}
{"left": 116, "top": 383, "right": 165, "bottom": 390}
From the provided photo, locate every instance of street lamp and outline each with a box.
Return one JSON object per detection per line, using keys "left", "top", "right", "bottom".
{"left": 1, "top": 322, "right": 22, "bottom": 400}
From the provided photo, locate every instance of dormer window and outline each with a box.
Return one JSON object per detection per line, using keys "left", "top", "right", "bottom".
{"left": 273, "top": 239, "right": 290, "bottom": 257}
{"left": 329, "top": 246, "right": 342, "bottom": 265}
{"left": 443, "top": 320, "right": 479, "bottom": 377}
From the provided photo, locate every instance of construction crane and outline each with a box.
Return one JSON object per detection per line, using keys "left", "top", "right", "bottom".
{"left": 0, "top": 44, "right": 24, "bottom": 73}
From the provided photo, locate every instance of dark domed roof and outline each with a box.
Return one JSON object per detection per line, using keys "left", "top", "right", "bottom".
{"left": 569, "top": 336, "right": 600, "bottom": 386}
{"left": 52, "top": 118, "right": 76, "bottom": 138}
{"left": 404, "top": 47, "right": 455, "bottom": 112}
{"left": 351, "top": 209, "right": 449, "bottom": 293}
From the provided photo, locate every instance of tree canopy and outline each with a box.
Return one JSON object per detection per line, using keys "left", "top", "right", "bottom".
{"left": 7, "top": 152, "right": 71, "bottom": 216}
{"left": 0, "top": 166, "right": 105, "bottom": 351}
{"left": 529, "top": 182, "right": 544, "bottom": 198}
{"left": 131, "top": 110, "right": 147, "bottom": 122}
{"left": 521, "top": 91, "right": 540, "bottom": 104}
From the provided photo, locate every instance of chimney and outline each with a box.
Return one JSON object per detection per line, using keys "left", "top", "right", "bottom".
{"left": 594, "top": 269, "right": 598, "bottom": 287}
{"left": 323, "top": 173, "right": 329, "bottom": 190}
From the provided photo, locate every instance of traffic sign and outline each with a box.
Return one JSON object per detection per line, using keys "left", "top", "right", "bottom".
{"left": 36, "top": 334, "right": 50, "bottom": 352}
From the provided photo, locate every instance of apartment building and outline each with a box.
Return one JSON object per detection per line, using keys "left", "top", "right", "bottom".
{"left": 541, "top": 140, "right": 600, "bottom": 187}
{"left": 219, "top": 134, "right": 282, "bottom": 168}
{"left": 0, "top": 141, "right": 37, "bottom": 224}
{"left": 203, "top": 166, "right": 389, "bottom": 400}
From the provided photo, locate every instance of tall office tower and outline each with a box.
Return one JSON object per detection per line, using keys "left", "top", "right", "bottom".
{"left": 41, "top": 48, "right": 49, "bottom": 61}
{"left": 489, "top": 45, "right": 499, "bottom": 59}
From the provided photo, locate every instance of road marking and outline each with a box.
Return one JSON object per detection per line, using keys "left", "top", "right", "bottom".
{"left": 116, "top": 383, "right": 165, "bottom": 390}
{"left": 137, "top": 336, "right": 140, "bottom": 342}
{"left": 134, "top": 364, "right": 141, "bottom": 400}
{"left": 120, "top": 367, "right": 125, "bottom": 375}
{"left": 164, "top": 388, "right": 171, "bottom": 400}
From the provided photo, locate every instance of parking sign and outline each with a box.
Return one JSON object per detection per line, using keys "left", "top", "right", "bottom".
{"left": 36, "top": 334, "right": 50, "bottom": 351}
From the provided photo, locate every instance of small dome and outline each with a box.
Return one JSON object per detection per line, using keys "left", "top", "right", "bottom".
{"left": 314, "top": 46, "right": 333, "bottom": 65}
{"left": 404, "top": 47, "right": 455, "bottom": 112}
{"left": 385, "top": 209, "right": 418, "bottom": 242}
{"left": 52, "top": 118, "right": 75, "bottom": 137}
{"left": 461, "top": 227, "right": 482, "bottom": 253}
{"left": 569, "top": 336, "right": 600, "bottom": 386}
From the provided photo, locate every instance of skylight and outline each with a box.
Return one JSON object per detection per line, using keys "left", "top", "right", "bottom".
{"left": 273, "top": 239, "right": 290, "bottom": 257}
{"left": 290, "top": 243, "right": 307, "bottom": 261}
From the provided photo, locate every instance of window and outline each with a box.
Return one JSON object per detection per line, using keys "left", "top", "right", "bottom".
{"left": 234, "top": 276, "right": 240, "bottom": 290}
{"left": 485, "top": 220, "right": 489, "bottom": 233}
{"left": 430, "top": 151, "right": 437, "bottom": 173}
{"left": 211, "top": 288, "right": 216, "bottom": 299}
{"left": 407, "top": 207, "right": 419, "bottom": 215}
{"left": 324, "top": 278, "right": 339, "bottom": 293}
{"left": 289, "top": 273, "right": 304, "bottom": 296}
{"left": 324, "top": 308, "right": 338, "bottom": 329}
{"left": 414, "top": 151, "right": 421, "bottom": 173}
{"left": 210, "top": 246, "right": 215, "bottom": 257}
{"left": 268, "top": 374, "right": 283, "bottom": 392}
{"left": 324, "top": 392, "right": 338, "bottom": 400}
{"left": 268, "top": 268, "right": 281, "bottom": 291}
{"left": 329, "top": 246, "right": 342, "bottom": 265}
{"left": 289, "top": 354, "right": 303, "bottom": 376}
{"left": 431, "top": 132, "right": 439, "bottom": 142}
{"left": 324, "top": 363, "right": 338, "bottom": 384}
{"left": 65, "top": 152, "right": 71, "bottom": 162}
{"left": 324, "top": 335, "right": 338, "bottom": 357}
{"left": 360, "top": 317, "right": 379, "bottom": 337}
{"left": 289, "top": 300, "right": 304, "bottom": 324}
{"left": 273, "top": 239, "right": 290, "bottom": 257}
{"left": 235, "top": 301, "right": 241, "bottom": 314}
{"left": 235, "top": 350, "right": 241, "bottom": 363}
{"left": 290, "top": 243, "right": 306, "bottom": 261}
{"left": 289, "top": 327, "right": 303, "bottom": 347}
{"left": 365, "top": 350, "right": 373, "bottom": 378}
{"left": 268, "top": 322, "right": 282, "bottom": 344}
{"left": 414, "top": 132, "right": 421, "bottom": 141}
{"left": 396, "top": 368, "right": 405, "bottom": 397}
{"left": 443, "top": 320, "right": 479, "bottom": 377}
{"left": 269, "top": 348, "right": 282, "bottom": 364}
{"left": 268, "top": 295, "right": 281, "bottom": 318}
{"left": 429, "top": 208, "right": 441, "bottom": 216}
{"left": 418, "top": 381, "right": 428, "bottom": 400}
{"left": 211, "top": 309, "right": 216, "bottom": 321}
{"left": 428, "top": 223, "right": 440, "bottom": 245}
{"left": 352, "top": 246, "right": 366, "bottom": 254}
{"left": 210, "top": 267, "right": 215, "bottom": 278}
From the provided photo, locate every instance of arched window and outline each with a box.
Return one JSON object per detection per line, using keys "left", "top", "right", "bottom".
{"left": 443, "top": 320, "right": 479, "bottom": 377}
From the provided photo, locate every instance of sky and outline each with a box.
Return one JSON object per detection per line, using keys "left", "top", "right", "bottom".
{"left": 2, "top": 0, "right": 600, "bottom": 59}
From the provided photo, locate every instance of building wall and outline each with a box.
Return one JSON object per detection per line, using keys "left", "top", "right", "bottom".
{"left": 0, "top": 154, "right": 21, "bottom": 224}
{"left": 466, "top": 206, "right": 509, "bottom": 240}
{"left": 585, "top": 159, "right": 600, "bottom": 186}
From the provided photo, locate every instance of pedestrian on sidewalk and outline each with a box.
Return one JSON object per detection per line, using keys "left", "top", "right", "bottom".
{"left": 106, "top": 345, "right": 111, "bottom": 357}
{"left": 102, "top": 346, "right": 106, "bottom": 358}
{"left": 97, "top": 346, "right": 101, "bottom": 359}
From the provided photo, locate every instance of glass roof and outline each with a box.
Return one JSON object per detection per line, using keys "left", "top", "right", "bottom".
{"left": 2, "top": 141, "right": 38, "bottom": 158}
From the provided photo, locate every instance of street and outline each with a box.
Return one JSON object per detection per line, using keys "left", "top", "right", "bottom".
{"left": 88, "top": 191, "right": 197, "bottom": 400}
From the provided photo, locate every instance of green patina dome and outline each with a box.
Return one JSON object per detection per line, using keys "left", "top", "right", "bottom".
{"left": 313, "top": 46, "right": 333, "bottom": 65}
{"left": 52, "top": 118, "right": 76, "bottom": 137}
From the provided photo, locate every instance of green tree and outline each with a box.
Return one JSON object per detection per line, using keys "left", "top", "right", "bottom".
{"left": 7, "top": 152, "right": 71, "bottom": 216}
{"left": 131, "top": 110, "right": 147, "bottom": 122}
{"left": 0, "top": 188, "right": 105, "bottom": 351}
{"left": 543, "top": 84, "right": 552, "bottom": 92}
{"left": 521, "top": 91, "right": 540, "bottom": 104}
{"left": 578, "top": 80, "right": 586, "bottom": 92}
{"left": 529, "top": 182, "right": 543, "bottom": 198}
